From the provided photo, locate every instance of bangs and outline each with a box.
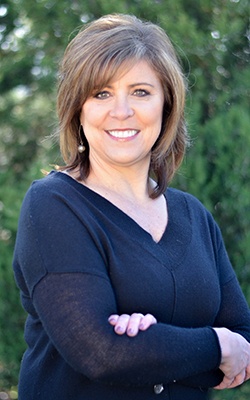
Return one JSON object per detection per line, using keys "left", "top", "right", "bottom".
{"left": 83, "top": 41, "right": 148, "bottom": 98}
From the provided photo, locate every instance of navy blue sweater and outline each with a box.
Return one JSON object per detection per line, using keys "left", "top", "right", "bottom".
{"left": 13, "top": 171, "right": 250, "bottom": 399}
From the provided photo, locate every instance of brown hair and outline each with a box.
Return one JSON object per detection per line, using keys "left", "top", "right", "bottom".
{"left": 57, "top": 13, "right": 188, "bottom": 198}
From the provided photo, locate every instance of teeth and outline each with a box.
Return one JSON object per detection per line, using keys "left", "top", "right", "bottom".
{"left": 108, "top": 130, "right": 138, "bottom": 138}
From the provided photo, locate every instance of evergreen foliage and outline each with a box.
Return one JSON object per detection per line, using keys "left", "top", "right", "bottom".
{"left": 0, "top": 0, "right": 249, "bottom": 398}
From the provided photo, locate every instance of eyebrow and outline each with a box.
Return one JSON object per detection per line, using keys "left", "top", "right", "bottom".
{"left": 106, "top": 82, "right": 155, "bottom": 88}
{"left": 129, "top": 83, "right": 154, "bottom": 88}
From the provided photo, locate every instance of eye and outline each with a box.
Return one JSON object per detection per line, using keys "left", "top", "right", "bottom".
{"left": 133, "top": 88, "right": 150, "bottom": 97}
{"left": 94, "top": 90, "right": 111, "bottom": 99}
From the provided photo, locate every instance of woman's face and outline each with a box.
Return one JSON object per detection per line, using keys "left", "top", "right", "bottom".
{"left": 80, "top": 60, "right": 164, "bottom": 172}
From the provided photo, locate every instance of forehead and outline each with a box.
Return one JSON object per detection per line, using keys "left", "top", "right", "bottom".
{"left": 96, "top": 58, "right": 161, "bottom": 88}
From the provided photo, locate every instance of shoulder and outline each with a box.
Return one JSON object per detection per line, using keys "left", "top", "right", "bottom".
{"left": 28, "top": 170, "right": 67, "bottom": 196}
{"left": 165, "top": 188, "right": 211, "bottom": 217}
{"left": 166, "top": 186, "right": 208, "bottom": 214}
{"left": 20, "top": 171, "right": 103, "bottom": 229}
{"left": 23, "top": 171, "right": 77, "bottom": 206}
{"left": 166, "top": 187, "right": 222, "bottom": 242}
{"left": 19, "top": 171, "right": 77, "bottom": 223}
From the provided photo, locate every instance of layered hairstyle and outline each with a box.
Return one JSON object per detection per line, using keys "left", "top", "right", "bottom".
{"left": 57, "top": 13, "right": 188, "bottom": 198}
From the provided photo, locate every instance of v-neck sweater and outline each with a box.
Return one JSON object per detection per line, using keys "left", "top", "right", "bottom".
{"left": 13, "top": 171, "right": 250, "bottom": 399}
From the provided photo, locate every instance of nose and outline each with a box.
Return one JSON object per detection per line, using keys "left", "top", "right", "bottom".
{"left": 109, "top": 96, "right": 134, "bottom": 120}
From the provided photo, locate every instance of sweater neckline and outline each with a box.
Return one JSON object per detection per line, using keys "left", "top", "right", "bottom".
{"left": 48, "top": 171, "right": 192, "bottom": 259}
{"left": 59, "top": 170, "right": 169, "bottom": 244}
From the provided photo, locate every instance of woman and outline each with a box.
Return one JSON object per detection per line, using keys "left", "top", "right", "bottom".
{"left": 13, "top": 14, "right": 250, "bottom": 400}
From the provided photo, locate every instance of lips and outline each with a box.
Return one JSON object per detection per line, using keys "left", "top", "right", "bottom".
{"left": 106, "top": 129, "right": 139, "bottom": 138}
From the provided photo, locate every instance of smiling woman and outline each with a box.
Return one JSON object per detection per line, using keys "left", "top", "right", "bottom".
{"left": 57, "top": 14, "right": 187, "bottom": 198}
{"left": 13, "top": 13, "right": 250, "bottom": 400}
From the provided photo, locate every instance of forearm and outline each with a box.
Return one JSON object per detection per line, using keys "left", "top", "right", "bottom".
{"left": 108, "top": 313, "right": 224, "bottom": 389}
{"left": 33, "top": 272, "right": 221, "bottom": 386}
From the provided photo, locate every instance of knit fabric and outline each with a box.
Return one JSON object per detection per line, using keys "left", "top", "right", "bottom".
{"left": 13, "top": 171, "right": 250, "bottom": 399}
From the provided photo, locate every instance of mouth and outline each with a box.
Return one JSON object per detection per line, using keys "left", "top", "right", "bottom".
{"left": 106, "top": 129, "right": 139, "bottom": 139}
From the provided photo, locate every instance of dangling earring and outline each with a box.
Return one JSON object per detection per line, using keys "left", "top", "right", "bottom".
{"left": 78, "top": 125, "right": 85, "bottom": 153}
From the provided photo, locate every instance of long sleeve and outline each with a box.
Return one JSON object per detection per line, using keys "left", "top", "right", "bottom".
{"left": 32, "top": 272, "right": 221, "bottom": 386}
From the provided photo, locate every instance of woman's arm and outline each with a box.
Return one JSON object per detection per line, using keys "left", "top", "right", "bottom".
{"left": 32, "top": 272, "right": 221, "bottom": 386}
{"left": 108, "top": 312, "right": 250, "bottom": 389}
{"left": 109, "top": 274, "right": 250, "bottom": 390}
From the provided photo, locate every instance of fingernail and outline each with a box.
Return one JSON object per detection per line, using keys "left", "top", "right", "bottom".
{"left": 139, "top": 323, "right": 145, "bottom": 330}
{"left": 115, "top": 326, "right": 124, "bottom": 333}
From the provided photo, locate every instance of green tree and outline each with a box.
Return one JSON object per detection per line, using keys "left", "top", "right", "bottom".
{"left": 0, "top": 0, "right": 249, "bottom": 398}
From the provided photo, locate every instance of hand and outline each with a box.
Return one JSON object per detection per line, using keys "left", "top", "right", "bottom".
{"left": 213, "top": 328, "right": 250, "bottom": 389}
{"left": 108, "top": 313, "right": 157, "bottom": 337}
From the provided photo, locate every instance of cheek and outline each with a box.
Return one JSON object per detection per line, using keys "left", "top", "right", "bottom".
{"left": 81, "top": 104, "right": 106, "bottom": 129}
{"left": 147, "top": 104, "right": 163, "bottom": 128}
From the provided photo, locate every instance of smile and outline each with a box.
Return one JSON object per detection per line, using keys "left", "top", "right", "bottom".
{"left": 107, "top": 130, "right": 139, "bottom": 138}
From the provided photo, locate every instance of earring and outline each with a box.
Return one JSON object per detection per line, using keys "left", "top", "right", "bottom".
{"left": 78, "top": 125, "right": 86, "bottom": 153}
{"left": 78, "top": 143, "right": 85, "bottom": 153}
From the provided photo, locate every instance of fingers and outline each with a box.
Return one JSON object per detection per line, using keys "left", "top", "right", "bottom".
{"left": 127, "top": 313, "right": 144, "bottom": 337}
{"left": 231, "top": 371, "right": 248, "bottom": 388}
{"left": 214, "top": 368, "right": 249, "bottom": 390}
{"left": 139, "top": 314, "right": 157, "bottom": 331}
{"left": 108, "top": 313, "right": 157, "bottom": 337}
{"left": 214, "top": 375, "right": 236, "bottom": 390}
{"left": 246, "top": 364, "right": 250, "bottom": 381}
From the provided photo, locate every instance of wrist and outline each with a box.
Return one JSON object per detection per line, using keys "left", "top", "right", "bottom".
{"left": 213, "top": 327, "right": 231, "bottom": 365}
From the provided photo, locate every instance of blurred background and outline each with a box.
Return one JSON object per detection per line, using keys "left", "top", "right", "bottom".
{"left": 0, "top": 0, "right": 249, "bottom": 398}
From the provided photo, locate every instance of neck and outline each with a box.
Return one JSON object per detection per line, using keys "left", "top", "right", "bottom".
{"left": 84, "top": 159, "right": 154, "bottom": 203}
